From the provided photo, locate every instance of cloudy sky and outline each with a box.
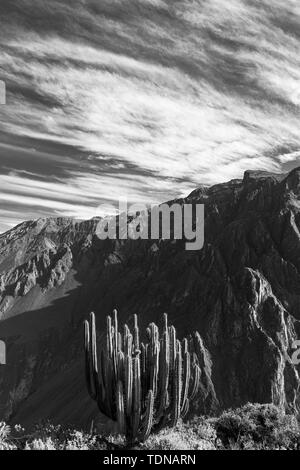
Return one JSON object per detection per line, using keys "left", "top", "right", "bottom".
{"left": 0, "top": 0, "right": 299, "bottom": 233}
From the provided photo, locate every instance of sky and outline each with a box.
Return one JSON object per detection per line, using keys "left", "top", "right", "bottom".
{"left": 0, "top": 0, "right": 299, "bottom": 233}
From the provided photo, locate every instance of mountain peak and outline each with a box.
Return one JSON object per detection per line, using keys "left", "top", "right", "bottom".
{"left": 282, "top": 166, "right": 300, "bottom": 192}
{"left": 243, "top": 169, "right": 286, "bottom": 184}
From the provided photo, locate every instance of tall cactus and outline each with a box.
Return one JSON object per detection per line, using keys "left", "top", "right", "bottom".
{"left": 84, "top": 310, "right": 202, "bottom": 443}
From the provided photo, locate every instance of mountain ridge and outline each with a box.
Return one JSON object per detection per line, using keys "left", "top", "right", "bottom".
{"left": 1, "top": 167, "right": 300, "bottom": 429}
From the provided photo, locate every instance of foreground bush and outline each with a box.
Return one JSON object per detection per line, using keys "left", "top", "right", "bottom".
{"left": 141, "top": 420, "right": 216, "bottom": 450}
{"left": 0, "top": 422, "right": 110, "bottom": 450}
{"left": 0, "top": 423, "right": 17, "bottom": 450}
{"left": 213, "top": 403, "right": 300, "bottom": 449}
{"left": 1, "top": 404, "right": 300, "bottom": 450}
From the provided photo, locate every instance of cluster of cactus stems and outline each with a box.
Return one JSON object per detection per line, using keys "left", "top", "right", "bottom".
{"left": 84, "top": 310, "right": 202, "bottom": 443}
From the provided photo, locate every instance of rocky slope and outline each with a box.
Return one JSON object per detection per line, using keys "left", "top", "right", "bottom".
{"left": 1, "top": 168, "right": 300, "bottom": 429}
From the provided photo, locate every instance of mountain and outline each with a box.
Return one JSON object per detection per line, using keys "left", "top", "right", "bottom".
{"left": 1, "top": 167, "right": 300, "bottom": 429}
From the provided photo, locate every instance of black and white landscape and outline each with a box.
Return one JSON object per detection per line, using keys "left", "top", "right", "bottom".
{"left": 0, "top": 0, "right": 300, "bottom": 452}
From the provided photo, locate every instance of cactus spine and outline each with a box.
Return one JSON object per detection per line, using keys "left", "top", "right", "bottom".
{"left": 84, "top": 310, "right": 202, "bottom": 443}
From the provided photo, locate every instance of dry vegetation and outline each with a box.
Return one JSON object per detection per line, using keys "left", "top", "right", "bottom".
{"left": 1, "top": 403, "right": 300, "bottom": 450}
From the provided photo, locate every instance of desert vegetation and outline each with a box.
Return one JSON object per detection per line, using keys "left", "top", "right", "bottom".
{"left": 84, "top": 310, "right": 202, "bottom": 444}
{"left": 2, "top": 311, "right": 299, "bottom": 451}
{"left": 1, "top": 404, "right": 300, "bottom": 450}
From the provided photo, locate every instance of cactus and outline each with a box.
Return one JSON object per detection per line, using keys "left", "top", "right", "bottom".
{"left": 84, "top": 310, "right": 203, "bottom": 444}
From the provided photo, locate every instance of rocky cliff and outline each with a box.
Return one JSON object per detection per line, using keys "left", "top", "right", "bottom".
{"left": 1, "top": 168, "right": 300, "bottom": 429}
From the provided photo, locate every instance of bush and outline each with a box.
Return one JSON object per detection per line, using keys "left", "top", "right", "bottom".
{"left": 0, "top": 422, "right": 17, "bottom": 450}
{"left": 213, "top": 403, "right": 300, "bottom": 449}
{"left": 0, "top": 403, "right": 299, "bottom": 450}
{"left": 0, "top": 421, "right": 111, "bottom": 450}
{"left": 141, "top": 421, "right": 216, "bottom": 450}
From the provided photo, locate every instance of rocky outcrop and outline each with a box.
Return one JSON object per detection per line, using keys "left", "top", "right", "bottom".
{"left": 1, "top": 167, "right": 300, "bottom": 428}
{"left": 0, "top": 245, "right": 74, "bottom": 300}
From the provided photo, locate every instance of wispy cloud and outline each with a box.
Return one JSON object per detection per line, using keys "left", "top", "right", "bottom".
{"left": 0, "top": 0, "right": 299, "bottom": 232}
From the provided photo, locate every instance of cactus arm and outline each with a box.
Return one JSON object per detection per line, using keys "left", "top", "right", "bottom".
{"left": 133, "top": 314, "right": 140, "bottom": 352}
{"left": 107, "top": 315, "right": 113, "bottom": 359}
{"left": 112, "top": 309, "right": 119, "bottom": 380}
{"left": 169, "top": 325, "right": 177, "bottom": 374}
{"left": 84, "top": 320, "right": 96, "bottom": 400}
{"left": 118, "top": 332, "right": 122, "bottom": 352}
{"left": 170, "top": 339, "right": 183, "bottom": 427}
{"left": 181, "top": 350, "right": 191, "bottom": 414}
{"left": 132, "top": 356, "right": 141, "bottom": 440}
{"left": 116, "top": 380, "right": 126, "bottom": 436}
{"left": 140, "top": 342, "right": 147, "bottom": 406}
{"left": 124, "top": 355, "right": 133, "bottom": 416}
{"left": 181, "top": 397, "right": 190, "bottom": 419}
{"left": 89, "top": 313, "right": 102, "bottom": 397}
{"left": 159, "top": 318, "right": 170, "bottom": 412}
{"left": 140, "top": 390, "right": 155, "bottom": 442}
{"left": 189, "top": 363, "right": 201, "bottom": 401}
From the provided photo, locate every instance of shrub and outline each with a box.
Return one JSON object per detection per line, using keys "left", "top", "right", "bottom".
{"left": 0, "top": 421, "right": 111, "bottom": 450}
{"left": 141, "top": 421, "right": 216, "bottom": 450}
{"left": 213, "top": 403, "right": 300, "bottom": 449}
{"left": 0, "top": 403, "right": 299, "bottom": 450}
{"left": 0, "top": 422, "right": 17, "bottom": 450}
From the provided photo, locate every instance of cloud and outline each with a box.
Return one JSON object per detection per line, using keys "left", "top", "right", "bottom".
{"left": 0, "top": 0, "right": 299, "bottom": 231}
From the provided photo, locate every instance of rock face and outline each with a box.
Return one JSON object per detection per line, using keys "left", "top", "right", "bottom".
{"left": 1, "top": 168, "right": 300, "bottom": 428}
